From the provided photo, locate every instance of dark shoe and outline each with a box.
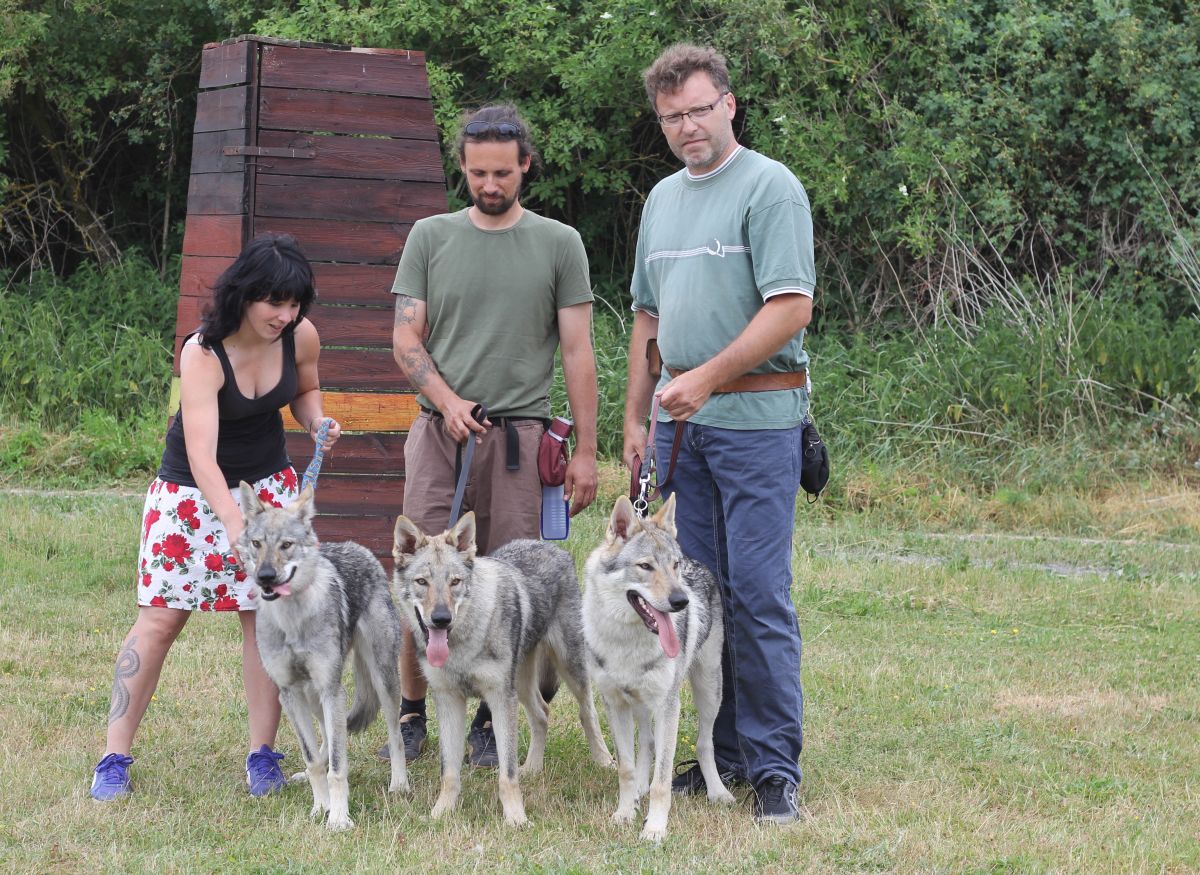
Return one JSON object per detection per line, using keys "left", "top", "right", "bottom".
{"left": 467, "top": 721, "right": 498, "bottom": 768}
{"left": 377, "top": 714, "right": 427, "bottom": 762}
{"left": 671, "top": 758, "right": 742, "bottom": 796}
{"left": 753, "top": 776, "right": 800, "bottom": 825}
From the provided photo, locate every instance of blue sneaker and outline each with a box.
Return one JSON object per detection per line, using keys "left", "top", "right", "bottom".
{"left": 245, "top": 745, "right": 287, "bottom": 796}
{"left": 90, "top": 753, "right": 134, "bottom": 801}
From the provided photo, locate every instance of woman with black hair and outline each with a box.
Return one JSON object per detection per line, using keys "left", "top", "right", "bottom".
{"left": 89, "top": 233, "right": 342, "bottom": 801}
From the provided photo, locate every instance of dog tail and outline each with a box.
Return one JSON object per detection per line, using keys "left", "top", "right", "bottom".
{"left": 346, "top": 647, "right": 381, "bottom": 733}
{"left": 537, "top": 647, "right": 560, "bottom": 704}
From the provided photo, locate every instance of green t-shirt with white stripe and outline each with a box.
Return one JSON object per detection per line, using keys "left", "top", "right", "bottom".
{"left": 631, "top": 147, "right": 815, "bottom": 429}
{"left": 391, "top": 209, "right": 593, "bottom": 418}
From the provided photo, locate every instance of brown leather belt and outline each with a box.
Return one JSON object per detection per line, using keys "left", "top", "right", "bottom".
{"left": 666, "top": 367, "right": 808, "bottom": 394}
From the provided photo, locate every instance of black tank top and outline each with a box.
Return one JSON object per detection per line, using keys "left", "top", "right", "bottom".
{"left": 158, "top": 331, "right": 298, "bottom": 487}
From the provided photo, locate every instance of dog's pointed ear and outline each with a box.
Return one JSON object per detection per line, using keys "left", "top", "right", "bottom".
{"left": 651, "top": 492, "right": 677, "bottom": 537}
{"left": 239, "top": 481, "right": 264, "bottom": 517}
{"left": 392, "top": 515, "right": 423, "bottom": 565}
{"left": 608, "top": 495, "right": 638, "bottom": 542}
{"left": 292, "top": 485, "right": 316, "bottom": 522}
{"left": 448, "top": 511, "right": 477, "bottom": 560}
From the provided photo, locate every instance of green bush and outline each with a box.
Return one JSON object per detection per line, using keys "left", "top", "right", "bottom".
{"left": 0, "top": 254, "right": 176, "bottom": 430}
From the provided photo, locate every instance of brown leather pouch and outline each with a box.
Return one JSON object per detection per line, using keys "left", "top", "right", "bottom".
{"left": 646, "top": 338, "right": 662, "bottom": 379}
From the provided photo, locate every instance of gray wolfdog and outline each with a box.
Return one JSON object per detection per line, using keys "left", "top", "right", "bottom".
{"left": 238, "top": 483, "right": 409, "bottom": 831}
{"left": 582, "top": 493, "right": 735, "bottom": 841}
{"left": 392, "top": 512, "right": 612, "bottom": 826}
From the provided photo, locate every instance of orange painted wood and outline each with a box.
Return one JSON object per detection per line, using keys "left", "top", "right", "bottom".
{"left": 200, "top": 40, "right": 253, "bottom": 89}
{"left": 194, "top": 86, "right": 250, "bottom": 133}
{"left": 258, "top": 88, "right": 438, "bottom": 140}
{"left": 182, "top": 215, "right": 243, "bottom": 258}
{"left": 254, "top": 175, "right": 447, "bottom": 224}
{"left": 261, "top": 44, "right": 431, "bottom": 98}
{"left": 280, "top": 392, "right": 420, "bottom": 433}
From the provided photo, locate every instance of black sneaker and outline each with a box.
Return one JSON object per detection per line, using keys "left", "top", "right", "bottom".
{"left": 670, "top": 758, "right": 742, "bottom": 796}
{"left": 467, "top": 721, "right": 498, "bottom": 768}
{"left": 376, "top": 714, "right": 427, "bottom": 763}
{"left": 753, "top": 776, "right": 800, "bottom": 825}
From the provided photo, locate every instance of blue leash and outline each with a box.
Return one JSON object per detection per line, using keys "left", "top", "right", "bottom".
{"left": 301, "top": 418, "right": 332, "bottom": 492}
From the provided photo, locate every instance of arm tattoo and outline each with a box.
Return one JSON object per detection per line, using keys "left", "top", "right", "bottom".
{"left": 107, "top": 635, "right": 140, "bottom": 724}
{"left": 398, "top": 347, "right": 436, "bottom": 390}
{"left": 394, "top": 295, "right": 419, "bottom": 327}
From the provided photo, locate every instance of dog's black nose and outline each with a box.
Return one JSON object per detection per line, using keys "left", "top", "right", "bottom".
{"left": 430, "top": 605, "right": 453, "bottom": 629}
{"left": 257, "top": 566, "right": 277, "bottom": 585}
{"left": 668, "top": 589, "right": 690, "bottom": 612}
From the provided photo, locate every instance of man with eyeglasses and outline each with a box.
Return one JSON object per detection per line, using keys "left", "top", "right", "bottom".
{"left": 623, "top": 43, "right": 814, "bottom": 825}
{"left": 389, "top": 103, "right": 599, "bottom": 769}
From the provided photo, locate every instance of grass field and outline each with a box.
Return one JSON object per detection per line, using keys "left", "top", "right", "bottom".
{"left": 1, "top": 477, "right": 1198, "bottom": 874}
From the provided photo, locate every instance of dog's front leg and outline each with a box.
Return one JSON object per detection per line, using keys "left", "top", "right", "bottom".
{"left": 488, "top": 693, "right": 527, "bottom": 826}
{"left": 430, "top": 687, "right": 466, "bottom": 819}
{"left": 604, "top": 695, "right": 639, "bottom": 824}
{"left": 633, "top": 703, "right": 654, "bottom": 798}
{"left": 280, "top": 689, "right": 328, "bottom": 818}
{"left": 320, "top": 684, "right": 353, "bottom": 831}
{"left": 690, "top": 658, "right": 735, "bottom": 804}
{"left": 641, "top": 695, "right": 682, "bottom": 842}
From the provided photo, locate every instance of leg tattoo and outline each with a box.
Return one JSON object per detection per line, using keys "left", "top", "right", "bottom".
{"left": 107, "top": 636, "right": 140, "bottom": 724}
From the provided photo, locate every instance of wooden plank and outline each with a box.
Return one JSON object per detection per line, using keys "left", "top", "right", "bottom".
{"left": 249, "top": 217, "right": 410, "bottom": 263}
{"left": 302, "top": 474, "right": 404, "bottom": 516}
{"left": 182, "top": 216, "right": 243, "bottom": 258}
{"left": 254, "top": 175, "right": 447, "bottom": 224}
{"left": 282, "top": 392, "right": 420, "bottom": 433}
{"left": 166, "top": 382, "right": 419, "bottom": 432}
{"left": 189, "top": 129, "right": 247, "bottom": 175}
{"left": 258, "top": 88, "right": 438, "bottom": 140}
{"left": 200, "top": 40, "right": 253, "bottom": 89}
{"left": 176, "top": 297, "right": 393, "bottom": 348}
{"left": 187, "top": 172, "right": 246, "bottom": 215}
{"left": 248, "top": 131, "right": 445, "bottom": 183}
{"left": 312, "top": 263, "right": 396, "bottom": 306}
{"left": 194, "top": 86, "right": 249, "bottom": 133}
{"left": 318, "top": 349, "right": 410, "bottom": 391}
{"left": 286, "top": 431, "right": 406, "bottom": 475}
{"left": 261, "top": 44, "right": 431, "bottom": 99}
{"left": 310, "top": 514, "right": 399, "bottom": 560}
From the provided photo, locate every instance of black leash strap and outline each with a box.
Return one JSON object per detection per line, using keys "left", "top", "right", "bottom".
{"left": 449, "top": 403, "right": 488, "bottom": 527}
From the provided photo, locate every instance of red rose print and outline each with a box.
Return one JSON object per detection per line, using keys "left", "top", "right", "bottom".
{"left": 141, "top": 559, "right": 147, "bottom": 569}
{"left": 162, "top": 561, "right": 174, "bottom": 571}
{"left": 141, "top": 573, "right": 151, "bottom": 587}
{"left": 225, "top": 554, "right": 238, "bottom": 565}
{"left": 166, "top": 482, "right": 179, "bottom": 494}
{"left": 213, "top": 595, "right": 239, "bottom": 611}
{"left": 161, "top": 533, "right": 192, "bottom": 563}
{"left": 234, "top": 569, "right": 247, "bottom": 582}
{"left": 184, "top": 517, "right": 200, "bottom": 531}
{"left": 257, "top": 488, "right": 274, "bottom": 505}
{"left": 204, "top": 552, "right": 225, "bottom": 572}
{"left": 150, "top": 595, "right": 167, "bottom": 607}
{"left": 151, "top": 542, "right": 162, "bottom": 556}
{"left": 204, "top": 534, "right": 215, "bottom": 544}
{"left": 281, "top": 468, "right": 298, "bottom": 491}
{"left": 176, "top": 498, "right": 197, "bottom": 517}
{"left": 183, "top": 584, "right": 192, "bottom": 592}
{"left": 143, "top": 509, "right": 161, "bottom": 539}
{"left": 200, "top": 601, "right": 211, "bottom": 611}
{"left": 215, "top": 584, "right": 228, "bottom": 597}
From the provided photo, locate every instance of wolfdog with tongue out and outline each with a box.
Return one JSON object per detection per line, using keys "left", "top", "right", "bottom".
{"left": 391, "top": 512, "right": 612, "bottom": 826}
{"left": 582, "top": 493, "right": 735, "bottom": 842}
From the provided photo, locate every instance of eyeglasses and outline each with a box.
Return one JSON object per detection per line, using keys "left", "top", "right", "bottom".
{"left": 463, "top": 121, "right": 522, "bottom": 138}
{"left": 656, "top": 92, "right": 729, "bottom": 128}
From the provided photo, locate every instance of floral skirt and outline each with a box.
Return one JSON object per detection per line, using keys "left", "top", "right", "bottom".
{"left": 136, "top": 467, "right": 299, "bottom": 611}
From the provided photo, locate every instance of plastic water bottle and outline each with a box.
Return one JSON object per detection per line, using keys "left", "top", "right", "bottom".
{"left": 540, "top": 484, "right": 569, "bottom": 540}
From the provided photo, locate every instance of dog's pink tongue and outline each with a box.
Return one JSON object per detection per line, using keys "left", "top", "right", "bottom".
{"left": 426, "top": 628, "right": 450, "bottom": 667}
{"left": 650, "top": 606, "right": 680, "bottom": 658}
{"left": 275, "top": 581, "right": 292, "bottom": 597}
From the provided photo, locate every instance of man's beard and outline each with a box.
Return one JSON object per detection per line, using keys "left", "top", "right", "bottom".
{"left": 472, "top": 190, "right": 519, "bottom": 216}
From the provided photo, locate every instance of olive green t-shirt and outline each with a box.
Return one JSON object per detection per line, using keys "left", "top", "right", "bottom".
{"left": 391, "top": 209, "right": 593, "bottom": 418}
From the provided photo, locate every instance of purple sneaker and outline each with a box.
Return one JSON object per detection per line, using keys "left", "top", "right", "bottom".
{"left": 90, "top": 753, "right": 134, "bottom": 801}
{"left": 245, "top": 745, "right": 287, "bottom": 796}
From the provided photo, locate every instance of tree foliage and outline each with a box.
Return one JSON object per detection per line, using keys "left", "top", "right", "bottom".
{"left": 2, "top": 0, "right": 1198, "bottom": 329}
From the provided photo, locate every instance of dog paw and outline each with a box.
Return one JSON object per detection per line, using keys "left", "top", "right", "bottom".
{"left": 389, "top": 779, "right": 411, "bottom": 795}
{"left": 504, "top": 810, "right": 529, "bottom": 828}
{"left": 430, "top": 799, "right": 455, "bottom": 819}
{"left": 326, "top": 813, "right": 354, "bottom": 832}
{"left": 612, "top": 807, "right": 636, "bottom": 824}
{"left": 640, "top": 822, "right": 667, "bottom": 843}
{"left": 518, "top": 762, "right": 543, "bottom": 777}
{"left": 710, "top": 787, "right": 736, "bottom": 805}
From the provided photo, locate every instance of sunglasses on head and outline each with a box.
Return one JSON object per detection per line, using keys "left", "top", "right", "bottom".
{"left": 463, "top": 121, "right": 522, "bottom": 138}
